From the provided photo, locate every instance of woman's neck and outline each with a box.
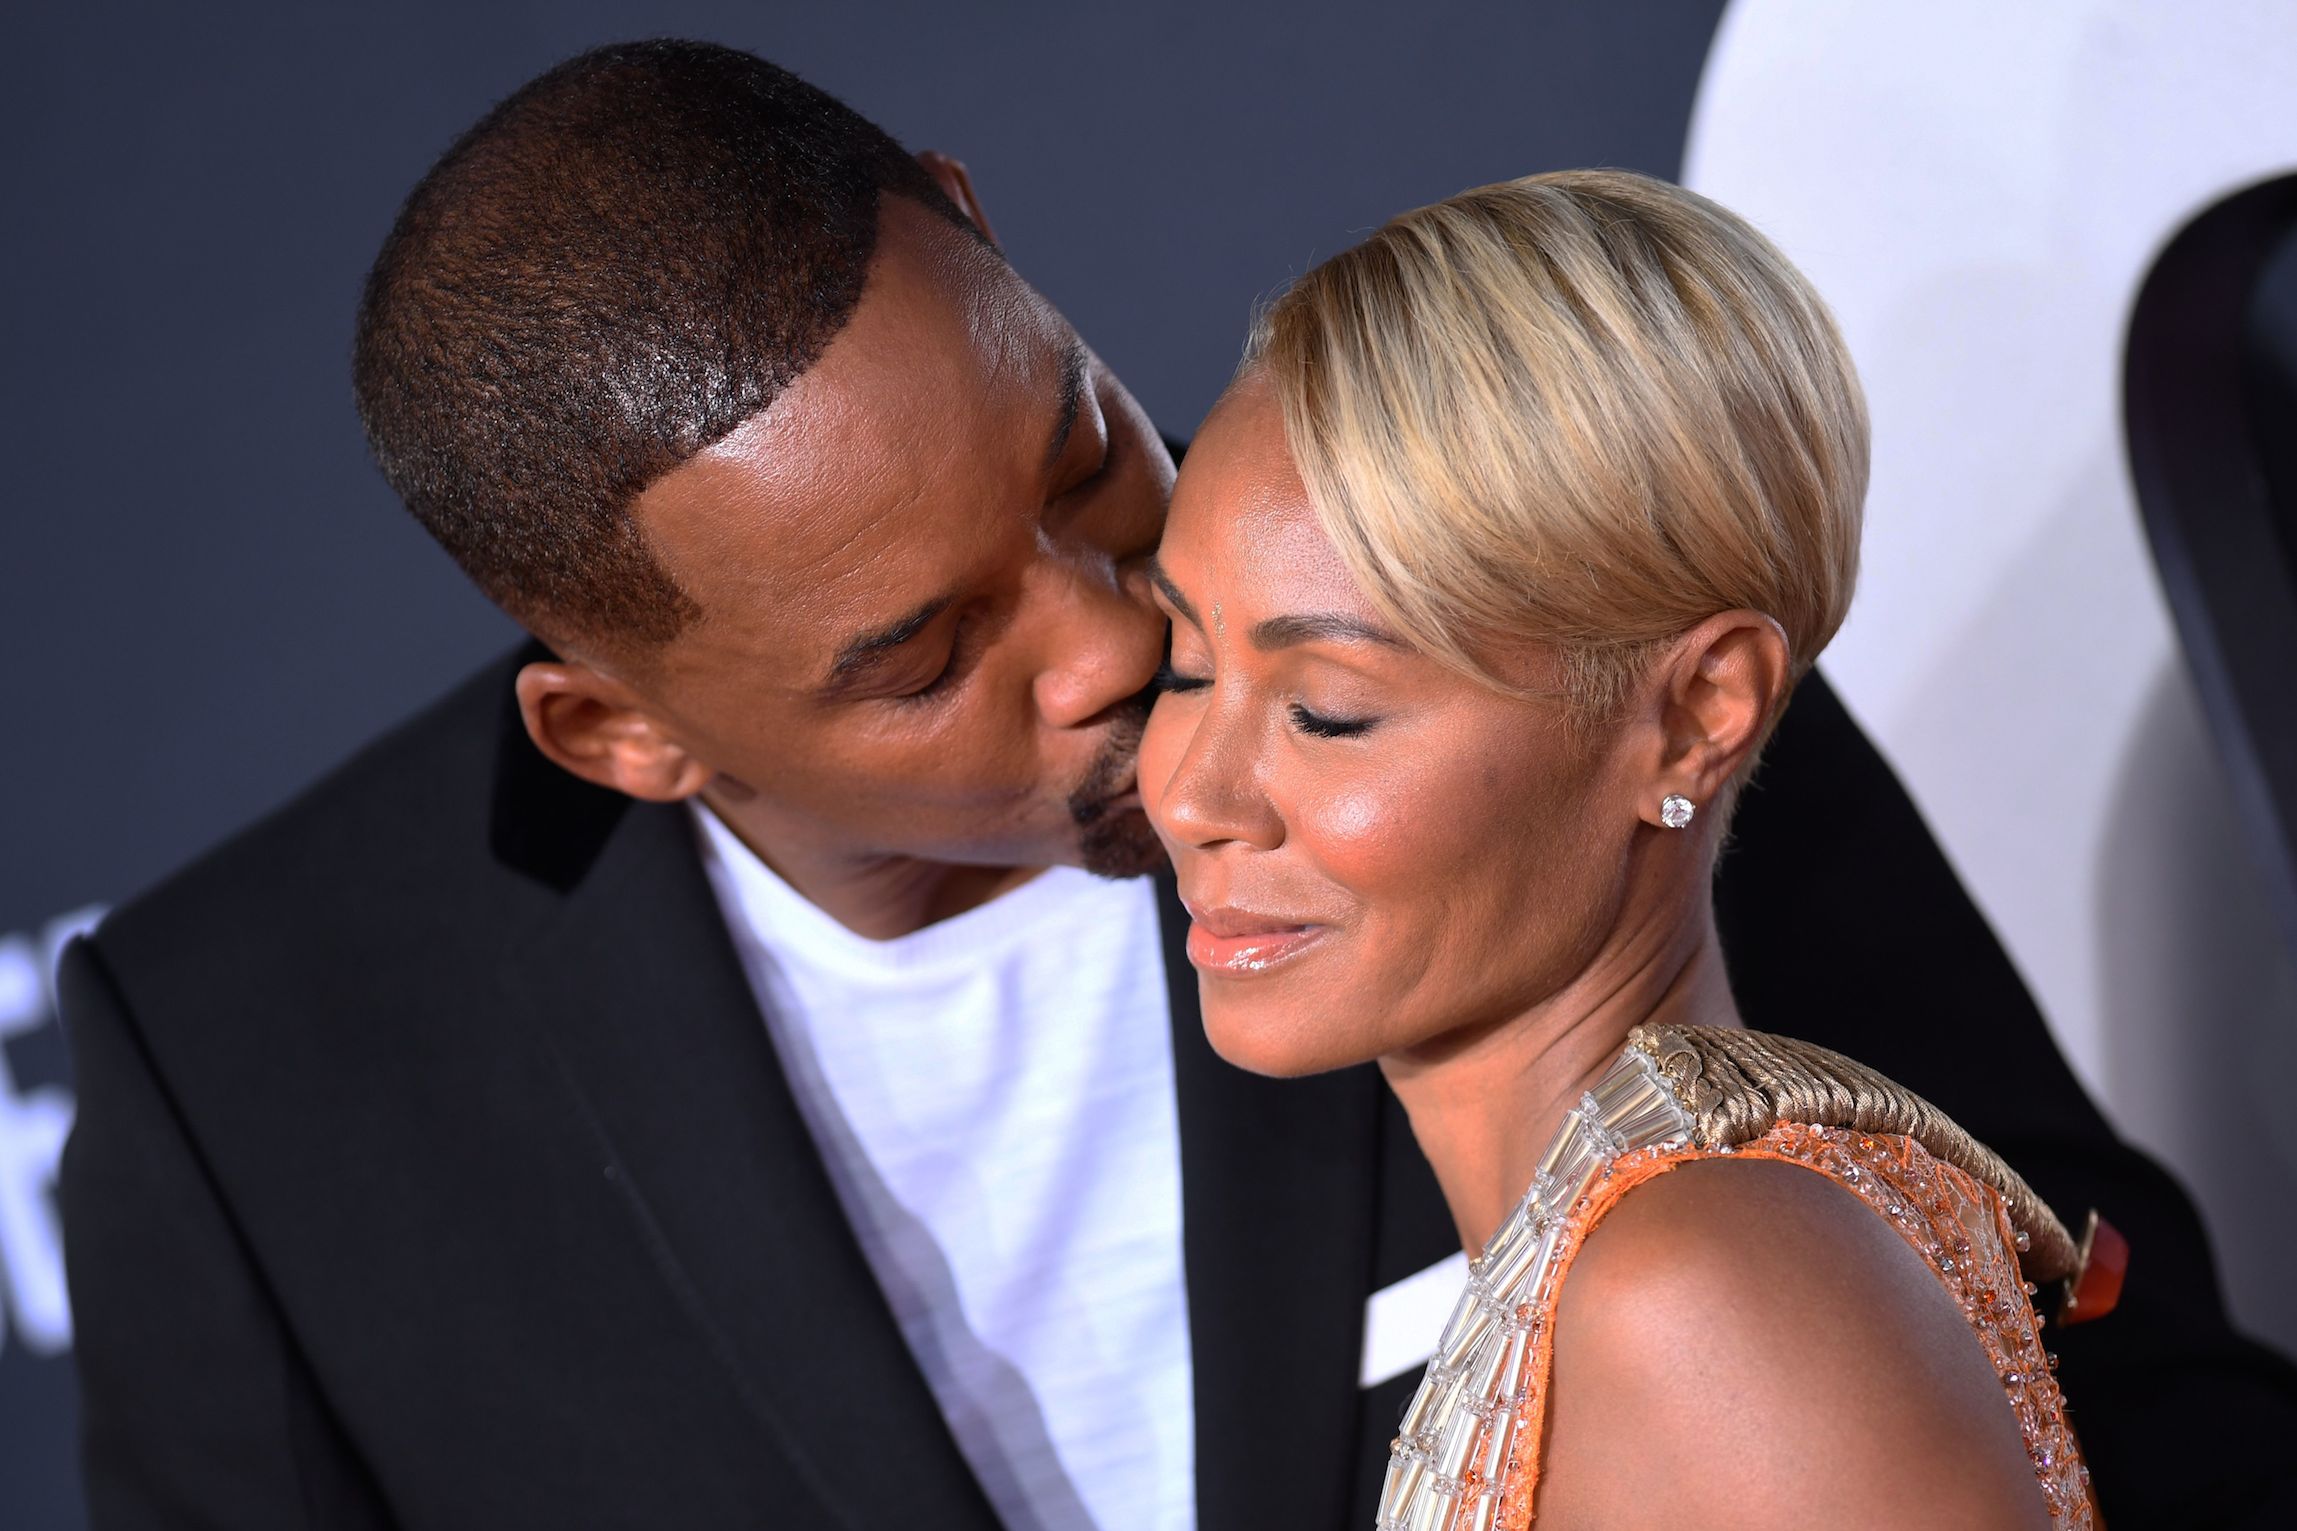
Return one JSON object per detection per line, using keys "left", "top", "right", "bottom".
{"left": 1379, "top": 890, "right": 1743, "bottom": 1255}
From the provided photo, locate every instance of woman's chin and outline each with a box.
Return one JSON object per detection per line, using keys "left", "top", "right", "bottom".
{"left": 1201, "top": 991, "right": 1371, "bottom": 1079}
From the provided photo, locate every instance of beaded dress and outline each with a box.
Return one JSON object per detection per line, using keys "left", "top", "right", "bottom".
{"left": 1377, "top": 1025, "right": 2101, "bottom": 1531}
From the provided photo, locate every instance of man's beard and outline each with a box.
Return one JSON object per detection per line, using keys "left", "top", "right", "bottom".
{"left": 1067, "top": 695, "right": 1167, "bottom": 879}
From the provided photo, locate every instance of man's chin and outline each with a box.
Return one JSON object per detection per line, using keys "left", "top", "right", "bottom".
{"left": 1077, "top": 805, "right": 1169, "bottom": 880}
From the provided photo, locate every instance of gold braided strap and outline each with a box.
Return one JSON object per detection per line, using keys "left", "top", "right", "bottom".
{"left": 1628, "top": 1023, "right": 2081, "bottom": 1284}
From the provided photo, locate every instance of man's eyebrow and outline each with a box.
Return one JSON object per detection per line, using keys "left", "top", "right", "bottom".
{"left": 1249, "top": 612, "right": 1410, "bottom": 651}
{"left": 821, "top": 595, "right": 952, "bottom": 694}
{"left": 1147, "top": 558, "right": 1200, "bottom": 627}
{"left": 1042, "top": 337, "right": 1089, "bottom": 473}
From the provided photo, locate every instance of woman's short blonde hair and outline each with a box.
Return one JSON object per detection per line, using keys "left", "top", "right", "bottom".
{"left": 1248, "top": 169, "right": 1868, "bottom": 723}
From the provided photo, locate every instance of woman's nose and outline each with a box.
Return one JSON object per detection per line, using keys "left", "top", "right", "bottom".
{"left": 1150, "top": 695, "right": 1284, "bottom": 853}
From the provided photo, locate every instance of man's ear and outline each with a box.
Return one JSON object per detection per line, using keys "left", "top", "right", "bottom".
{"left": 1642, "top": 611, "right": 1793, "bottom": 827}
{"left": 916, "top": 150, "right": 1000, "bottom": 247}
{"left": 514, "top": 661, "right": 714, "bottom": 803}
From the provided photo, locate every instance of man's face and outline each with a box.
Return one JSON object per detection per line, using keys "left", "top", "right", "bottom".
{"left": 620, "top": 196, "right": 1172, "bottom": 890}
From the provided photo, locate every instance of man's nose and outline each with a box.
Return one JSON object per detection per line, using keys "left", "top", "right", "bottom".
{"left": 1033, "top": 555, "right": 1165, "bottom": 729}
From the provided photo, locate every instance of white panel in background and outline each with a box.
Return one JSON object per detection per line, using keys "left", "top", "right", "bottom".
{"left": 1683, "top": 0, "right": 2297, "bottom": 1354}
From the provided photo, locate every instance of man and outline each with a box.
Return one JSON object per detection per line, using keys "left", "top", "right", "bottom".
{"left": 57, "top": 39, "right": 2295, "bottom": 1531}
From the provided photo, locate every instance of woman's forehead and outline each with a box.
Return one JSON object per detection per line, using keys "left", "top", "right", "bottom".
{"left": 1165, "top": 385, "right": 1367, "bottom": 618}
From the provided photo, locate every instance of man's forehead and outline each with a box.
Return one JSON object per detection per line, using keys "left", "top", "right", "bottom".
{"left": 632, "top": 201, "right": 1073, "bottom": 656}
{"left": 686, "top": 202, "right": 1051, "bottom": 505}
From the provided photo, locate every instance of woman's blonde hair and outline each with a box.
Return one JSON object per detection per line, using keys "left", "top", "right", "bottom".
{"left": 1248, "top": 169, "right": 1868, "bottom": 724}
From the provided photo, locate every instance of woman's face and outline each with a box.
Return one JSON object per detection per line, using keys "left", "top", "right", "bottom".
{"left": 1140, "top": 376, "right": 1652, "bottom": 1077}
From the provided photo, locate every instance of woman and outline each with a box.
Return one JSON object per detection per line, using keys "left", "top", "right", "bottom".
{"left": 1138, "top": 171, "right": 2097, "bottom": 1529}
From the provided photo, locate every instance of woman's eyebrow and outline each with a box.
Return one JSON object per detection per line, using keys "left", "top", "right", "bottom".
{"left": 1247, "top": 612, "right": 1408, "bottom": 650}
{"left": 1150, "top": 559, "right": 1404, "bottom": 650}
{"left": 1147, "top": 558, "right": 1201, "bottom": 628}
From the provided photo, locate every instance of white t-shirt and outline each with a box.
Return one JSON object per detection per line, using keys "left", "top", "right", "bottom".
{"left": 691, "top": 805, "right": 1195, "bottom": 1531}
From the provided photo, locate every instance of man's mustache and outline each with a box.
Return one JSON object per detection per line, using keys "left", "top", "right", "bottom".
{"left": 1068, "top": 688, "right": 1154, "bottom": 827}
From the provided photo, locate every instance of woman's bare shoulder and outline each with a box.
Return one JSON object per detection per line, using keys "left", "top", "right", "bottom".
{"left": 1533, "top": 1156, "right": 2051, "bottom": 1530}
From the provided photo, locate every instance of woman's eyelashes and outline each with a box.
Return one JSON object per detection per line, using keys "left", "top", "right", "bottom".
{"left": 1151, "top": 661, "right": 1380, "bottom": 739}
{"left": 1288, "top": 702, "right": 1378, "bottom": 739}
{"left": 1151, "top": 662, "right": 1209, "bottom": 694}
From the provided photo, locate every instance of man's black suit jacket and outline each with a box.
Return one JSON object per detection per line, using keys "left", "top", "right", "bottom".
{"left": 58, "top": 643, "right": 2297, "bottom": 1529}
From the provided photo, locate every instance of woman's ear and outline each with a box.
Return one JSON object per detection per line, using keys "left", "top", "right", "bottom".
{"left": 1645, "top": 611, "right": 1792, "bottom": 825}
{"left": 514, "top": 661, "right": 715, "bottom": 803}
{"left": 915, "top": 150, "right": 1001, "bottom": 247}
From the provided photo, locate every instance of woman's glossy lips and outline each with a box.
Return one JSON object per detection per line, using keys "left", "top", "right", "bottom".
{"left": 1182, "top": 902, "right": 1329, "bottom": 975}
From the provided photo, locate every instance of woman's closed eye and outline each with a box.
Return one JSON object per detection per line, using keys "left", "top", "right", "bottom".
{"left": 1153, "top": 662, "right": 1380, "bottom": 740}
{"left": 1288, "top": 702, "right": 1377, "bottom": 739}
{"left": 1152, "top": 661, "right": 1209, "bottom": 694}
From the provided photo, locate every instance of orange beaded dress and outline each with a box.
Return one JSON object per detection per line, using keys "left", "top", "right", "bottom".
{"left": 1377, "top": 1026, "right": 2104, "bottom": 1531}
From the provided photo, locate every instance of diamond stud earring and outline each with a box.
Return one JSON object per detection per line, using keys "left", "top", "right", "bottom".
{"left": 1659, "top": 794, "right": 1696, "bottom": 829}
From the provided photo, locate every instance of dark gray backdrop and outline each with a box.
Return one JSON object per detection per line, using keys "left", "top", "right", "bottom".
{"left": 0, "top": 3, "right": 1727, "bottom": 1525}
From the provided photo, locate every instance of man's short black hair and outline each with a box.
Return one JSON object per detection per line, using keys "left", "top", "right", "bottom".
{"left": 352, "top": 39, "right": 972, "bottom": 649}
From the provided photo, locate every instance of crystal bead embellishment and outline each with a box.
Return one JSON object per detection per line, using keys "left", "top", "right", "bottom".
{"left": 1376, "top": 1047, "right": 1693, "bottom": 1531}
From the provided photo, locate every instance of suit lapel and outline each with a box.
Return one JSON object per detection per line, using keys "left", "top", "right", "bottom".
{"left": 488, "top": 666, "right": 1001, "bottom": 1530}
{"left": 1159, "top": 871, "right": 1387, "bottom": 1531}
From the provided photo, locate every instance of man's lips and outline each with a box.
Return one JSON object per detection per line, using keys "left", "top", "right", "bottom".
{"left": 1074, "top": 771, "right": 1142, "bottom": 822}
{"left": 1181, "top": 900, "right": 1329, "bottom": 975}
